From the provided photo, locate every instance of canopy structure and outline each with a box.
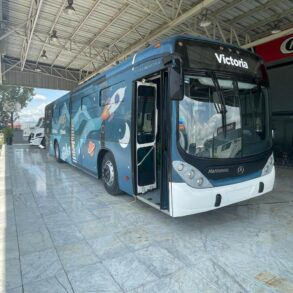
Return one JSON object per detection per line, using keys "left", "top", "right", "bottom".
{"left": 0, "top": 0, "right": 292, "bottom": 90}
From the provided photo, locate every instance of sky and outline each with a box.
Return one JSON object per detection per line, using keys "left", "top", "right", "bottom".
{"left": 18, "top": 88, "right": 68, "bottom": 126}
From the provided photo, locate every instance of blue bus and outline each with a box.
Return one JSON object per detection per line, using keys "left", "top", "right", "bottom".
{"left": 45, "top": 35, "right": 275, "bottom": 217}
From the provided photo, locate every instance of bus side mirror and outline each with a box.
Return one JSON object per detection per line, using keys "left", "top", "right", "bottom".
{"left": 168, "top": 58, "right": 184, "bottom": 100}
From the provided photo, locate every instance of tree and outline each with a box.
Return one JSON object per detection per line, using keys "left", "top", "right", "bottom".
{"left": 0, "top": 86, "right": 34, "bottom": 128}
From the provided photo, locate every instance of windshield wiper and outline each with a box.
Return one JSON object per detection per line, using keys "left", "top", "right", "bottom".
{"left": 213, "top": 76, "right": 227, "bottom": 136}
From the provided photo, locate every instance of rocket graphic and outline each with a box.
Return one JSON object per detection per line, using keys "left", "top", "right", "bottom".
{"left": 80, "top": 87, "right": 126, "bottom": 140}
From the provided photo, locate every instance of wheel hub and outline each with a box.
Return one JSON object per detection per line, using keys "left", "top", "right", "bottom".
{"left": 103, "top": 160, "right": 114, "bottom": 186}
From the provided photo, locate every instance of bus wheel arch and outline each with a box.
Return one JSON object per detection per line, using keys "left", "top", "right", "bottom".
{"left": 99, "top": 150, "right": 121, "bottom": 195}
{"left": 97, "top": 149, "right": 108, "bottom": 178}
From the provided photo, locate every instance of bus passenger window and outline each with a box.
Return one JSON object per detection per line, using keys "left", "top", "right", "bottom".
{"left": 100, "top": 81, "right": 125, "bottom": 106}
{"left": 100, "top": 88, "right": 110, "bottom": 106}
{"left": 46, "top": 110, "right": 52, "bottom": 123}
{"left": 52, "top": 106, "right": 60, "bottom": 124}
{"left": 82, "top": 96, "right": 98, "bottom": 117}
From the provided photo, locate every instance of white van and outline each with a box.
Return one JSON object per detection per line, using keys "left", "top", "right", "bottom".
{"left": 28, "top": 117, "right": 45, "bottom": 148}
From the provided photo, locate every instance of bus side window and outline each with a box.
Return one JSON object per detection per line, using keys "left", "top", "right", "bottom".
{"left": 100, "top": 81, "right": 125, "bottom": 106}
{"left": 46, "top": 110, "right": 52, "bottom": 123}
{"left": 82, "top": 95, "right": 99, "bottom": 117}
{"left": 52, "top": 105, "right": 60, "bottom": 124}
{"left": 100, "top": 88, "right": 110, "bottom": 106}
{"left": 71, "top": 98, "right": 80, "bottom": 114}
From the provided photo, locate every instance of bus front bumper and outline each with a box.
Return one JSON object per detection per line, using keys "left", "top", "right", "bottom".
{"left": 170, "top": 167, "right": 275, "bottom": 217}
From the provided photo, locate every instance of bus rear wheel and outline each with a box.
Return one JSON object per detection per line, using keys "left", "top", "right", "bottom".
{"left": 54, "top": 141, "right": 62, "bottom": 163}
{"left": 102, "top": 153, "right": 121, "bottom": 195}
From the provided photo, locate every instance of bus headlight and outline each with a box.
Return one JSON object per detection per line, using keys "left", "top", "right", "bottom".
{"left": 177, "top": 163, "right": 184, "bottom": 171}
{"left": 188, "top": 170, "right": 195, "bottom": 179}
{"left": 261, "top": 153, "right": 274, "bottom": 176}
{"left": 173, "top": 161, "right": 212, "bottom": 189}
{"left": 196, "top": 177, "right": 204, "bottom": 186}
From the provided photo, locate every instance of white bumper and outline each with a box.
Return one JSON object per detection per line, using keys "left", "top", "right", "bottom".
{"left": 170, "top": 167, "right": 275, "bottom": 217}
{"left": 30, "top": 137, "right": 43, "bottom": 146}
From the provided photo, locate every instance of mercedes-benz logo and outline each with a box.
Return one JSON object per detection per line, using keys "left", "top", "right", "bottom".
{"left": 237, "top": 166, "right": 245, "bottom": 175}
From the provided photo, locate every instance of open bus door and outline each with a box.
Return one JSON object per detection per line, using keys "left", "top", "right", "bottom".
{"left": 135, "top": 82, "right": 158, "bottom": 194}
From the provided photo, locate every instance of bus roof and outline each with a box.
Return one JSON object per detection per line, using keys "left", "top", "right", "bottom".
{"left": 50, "top": 35, "right": 259, "bottom": 104}
{"left": 76, "top": 35, "right": 258, "bottom": 89}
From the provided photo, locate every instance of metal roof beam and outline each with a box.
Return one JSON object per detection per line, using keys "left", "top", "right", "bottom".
{"left": 182, "top": 0, "right": 251, "bottom": 44}
{"left": 242, "top": 27, "right": 293, "bottom": 49}
{"left": 0, "top": 56, "right": 2, "bottom": 85}
{"left": 80, "top": 12, "right": 153, "bottom": 71}
{"left": 211, "top": 0, "right": 245, "bottom": 17}
{"left": 80, "top": 0, "right": 220, "bottom": 84}
{"left": 3, "top": 57, "right": 79, "bottom": 82}
{"left": 183, "top": 15, "right": 249, "bottom": 47}
{"left": 244, "top": 8, "right": 293, "bottom": 34}
{"left": 13, "top": 30, "right": 114, "bottom": 64}
{"left": 81, "top": 0, "right": 201, "bottom": 72}
{"left": 2, "top": 60, "right": 21, "bottom": 75}
{"left": 65, "top": 3, "right": 129, "bottom": 70}
{"left": 51, "top": 0, "right": 103, "bottom": 68}
{"left": 155, "top": 0, "right": 168, "bottom": 19}
{"left": 0, "top": 19, "right": 29, "bottom": 41}
{"left": 215, "top": 21, "right": 226, "bottom": 43}
{"left": 36, "top": 1, "right": 66, "bottom": 65}
{"left": 174, "top": 0, "right": 183, "bottom": 19}
{"left": 122, "top": 0, "right": 248, "bottom": 44}
{"left": 124, "top": 0, "right": 173, "bottom": 22}
{"left": 227, "top": 0, "right": 281, "bottom": 26}
{"left": 20, "top": 0, "right": 44, "bottom": 70}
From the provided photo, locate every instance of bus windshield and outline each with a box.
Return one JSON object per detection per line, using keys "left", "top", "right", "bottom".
{"left": 178, "top": 75, "right": 271, "bottom": 159}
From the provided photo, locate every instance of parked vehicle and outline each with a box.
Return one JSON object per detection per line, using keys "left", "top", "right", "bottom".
{"left": 23, "top": 127, "right": 32, "bottom": 138}
{"left": 28, "top": 117, "right": 46, "bottom": 148}
{"left": 45, "top": 35, "right": 275, "bottom": 217}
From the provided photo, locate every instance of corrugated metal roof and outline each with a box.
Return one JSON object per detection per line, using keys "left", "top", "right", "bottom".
{"left": 1, "top": 0, "right": 292, "bottom": 84}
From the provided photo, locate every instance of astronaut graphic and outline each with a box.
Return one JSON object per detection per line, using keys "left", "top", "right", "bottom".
{"left": 79, "top": 87, "right": 127, "bottom": 140}
{"left": 71, "top": 86, "right": 130, "bottom": 168}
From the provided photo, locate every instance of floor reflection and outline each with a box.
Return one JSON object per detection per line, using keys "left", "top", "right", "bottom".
{"left": 2, "top": 145, "right": 293, "bottom": 292}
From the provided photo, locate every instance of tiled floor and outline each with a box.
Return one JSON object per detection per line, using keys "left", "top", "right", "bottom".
{"left": 1, "top": 144, "right": 293, "bottom": 293}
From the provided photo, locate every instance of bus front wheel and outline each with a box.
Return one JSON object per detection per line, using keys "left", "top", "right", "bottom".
{"left": 102, "top": 152, "right": 121, "bottom": 195}
{"left": 54, "top": 141, "right": 62, "bottom": 163}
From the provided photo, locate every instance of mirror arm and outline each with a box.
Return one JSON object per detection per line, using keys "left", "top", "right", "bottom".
{"left": 166, "top": 54, "right": 184, "bottom": 100}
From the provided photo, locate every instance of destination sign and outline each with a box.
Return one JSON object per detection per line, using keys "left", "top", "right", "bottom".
{"left": 175, "top": 38, "right": 266, "bottom": 80}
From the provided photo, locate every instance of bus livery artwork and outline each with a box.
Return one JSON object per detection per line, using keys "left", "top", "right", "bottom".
{"left": 45, "top": 35, "right": 275, "bottom": 217}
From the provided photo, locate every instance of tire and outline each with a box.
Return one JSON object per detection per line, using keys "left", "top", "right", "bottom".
{"left": 40, "top": 137, "right": 46, "bottom": 149}
{"left": 54, "top": 141, "right": 62, "bottom": 163}
{"left": 101, "top": 152, "right": 121, "bottom": 195}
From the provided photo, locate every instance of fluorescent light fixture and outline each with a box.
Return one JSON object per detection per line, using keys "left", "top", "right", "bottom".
{"left": 199, "top": 10, "right": 211, "bottom": 28}
{"left": 41, "top": 50, "right": 48, "bottom": 60}
{"left": 50, "top": 30, "right": 58, "bottom": 42}
{"left": 271, "top": 21, "right": 281, "bottom": 34}
{"left": 199, "top": 18, "right": 211, "bottom": 28}
{"left": 64, "top": 0, "right": 76, "bottom": 16}
{"left": 271, "top": 28, "right": 281, "bottom": 34}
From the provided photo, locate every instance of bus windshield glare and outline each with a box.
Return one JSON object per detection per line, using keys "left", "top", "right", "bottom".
{"left": 178, "top": 75, "right": 271, "bottom": 159}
